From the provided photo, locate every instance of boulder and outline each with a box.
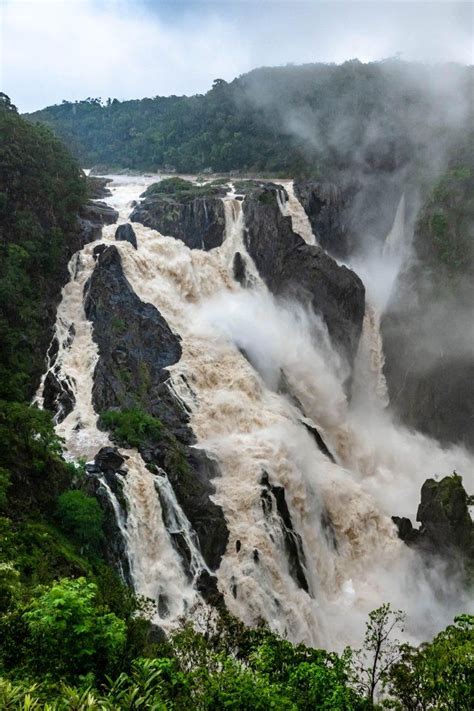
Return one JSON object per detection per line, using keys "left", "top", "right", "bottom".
{"left": 115, "top": 223, "right": 137, "bottom": 249}
{"left": 80, "top": 200, "right": 118, "bottom": 226}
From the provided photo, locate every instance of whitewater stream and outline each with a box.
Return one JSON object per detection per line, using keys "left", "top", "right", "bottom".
{"left": 37, "top": 175, "right": 474, "bottom": 649}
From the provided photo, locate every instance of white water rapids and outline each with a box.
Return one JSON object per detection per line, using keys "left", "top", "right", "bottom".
{"left": 38, "top": 175, "right": 474, "bottom": 649}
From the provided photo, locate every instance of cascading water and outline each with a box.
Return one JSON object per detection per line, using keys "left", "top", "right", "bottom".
{"left": 278, "top": 180, "right": 317, "bottom": 245}
{"left": 38, "top": 175, "right": 474, "bottom": 650}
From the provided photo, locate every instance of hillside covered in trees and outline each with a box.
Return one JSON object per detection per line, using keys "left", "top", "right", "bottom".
{"left": 27, "top": 60, "right": 472, "bottom": 177}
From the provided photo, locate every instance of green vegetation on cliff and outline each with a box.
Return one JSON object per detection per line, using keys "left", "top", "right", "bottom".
{"left": 0, "top": 93, "right": 87, "bottom": 401}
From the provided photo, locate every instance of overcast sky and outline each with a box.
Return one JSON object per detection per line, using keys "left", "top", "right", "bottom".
{"left": 1, "top": 0, "right": 472, "bottom": 112}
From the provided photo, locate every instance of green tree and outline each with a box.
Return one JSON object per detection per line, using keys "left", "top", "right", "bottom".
{"left": 56, "top": 490, "right": 104, "bottom": 552}
{"left": 352, "top": 603, "right": 405, "bottom": 706}
{"left": 387, "top": 614, "right": 474, "bottom": 710}
{"left": 23, "top": 577, "right": 126, "bottom": 680}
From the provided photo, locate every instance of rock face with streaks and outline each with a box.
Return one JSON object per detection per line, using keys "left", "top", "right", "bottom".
{"left": 293, "top": 180, "right": 350, "bottom": 258}
{"left": 242, "top": 184, "right": 365, "bottom": 367}
{"left": 130, "top": 178, "right": 226, "bottom": 250}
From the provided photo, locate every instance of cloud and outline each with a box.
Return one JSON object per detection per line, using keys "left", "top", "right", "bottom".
{"left": 1, "top": 0, "right": 472, "bottom": 112}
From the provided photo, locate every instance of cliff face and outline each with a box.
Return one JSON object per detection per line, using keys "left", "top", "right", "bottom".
{"left": 293, "top": 181, "right": 350, "bottom": 258}
{"left": 382, "top": 147, "right": 474, "bottom": 450}
{"left": 242, "top": 185, "right": 365, "bottom": 368}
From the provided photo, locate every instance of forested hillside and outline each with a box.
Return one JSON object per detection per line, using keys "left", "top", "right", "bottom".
{"left": 27, "top": 60, "right": 472, "bottom": 177}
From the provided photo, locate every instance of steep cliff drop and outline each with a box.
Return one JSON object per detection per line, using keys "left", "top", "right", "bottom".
{"left": 37, "top": 175, "right": 474, "bottom": 651}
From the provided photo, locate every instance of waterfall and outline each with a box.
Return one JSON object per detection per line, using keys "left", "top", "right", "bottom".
{"left": 121, "top": 451, "right": 202, "bottom": 626}
{"left": 278, "top": 180, "right": 317, "bottom": 245}
{"left": 352, "top": 304, "right": 390, "bottom": 412}
{"left": 38, "top": 174, "right": 474, "bottom": 651}
{"left": 383, "top": 192, "right": 406, "bottom": 259}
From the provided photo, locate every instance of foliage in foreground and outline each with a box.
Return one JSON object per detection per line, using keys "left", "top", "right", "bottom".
{"left": 0, "top": 596, "right": 473, "bottom": 709}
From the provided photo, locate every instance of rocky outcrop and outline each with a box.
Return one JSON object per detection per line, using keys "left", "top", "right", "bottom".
{"left": 393, "top": 475, "right": 474, "bottom": 565}
{"left": 242, "top": 185, "right": 365, "bottom": 367}
{"left": 84, "top": 245, "right": 182, "bottom": 419}
{"left": 293, "top": 181, "right": 350, "bottom": 258}
{"left": 80, "top": 200, "right": 118, "bottom": 228}
{"left": 84, "top": 245, "right": 229, "bottom": 574}
{"left": 130, "top": 180, "right": 226, "bottom": 250}
{"left": 84, "top": 447, "right": 131, "bottom": 583}
{"left": 86, "top": 176, "right": 112, "bottom": 199}
{"left": 115, "top": 223, "right": 137, "bottom": 249}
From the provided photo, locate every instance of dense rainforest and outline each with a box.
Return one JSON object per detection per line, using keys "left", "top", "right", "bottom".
{"left": 1, "top": 80, "right": 473, "bottom": 708}
{"left": 27, "top": 60, "right": 472, "bottom": 177}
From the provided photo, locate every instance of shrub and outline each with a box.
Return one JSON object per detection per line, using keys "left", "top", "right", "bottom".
{"left": 56, "top": 490, "right": 104, "bottom": 552}
{"left": 100, "top": 408, "right": 162, "bottom": 448}
{"left": 22, "top": 577, "right": 126, "bottom": 680}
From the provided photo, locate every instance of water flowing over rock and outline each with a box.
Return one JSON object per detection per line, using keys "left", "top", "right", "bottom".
{"left": 84, "top": 244, "right": 229, "bottom": 573}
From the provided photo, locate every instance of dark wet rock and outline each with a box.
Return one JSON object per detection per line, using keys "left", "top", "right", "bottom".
{"left": 243, "top": 184, "right": 365, "bottom": 367}
{"left": 392, "top": 516, "right": 420, "bottom": 544}
{"left": 87, "top": 175, "right": 112, "bottom": 199}
{"left": 115, "top": 223, "right": 137, "bottom": 249}
{"left": 233, "top": 252, "right": 247, "bottom": 286}
{"left": 253, "top": 549, "right": 260, "bottom": 563}
{"left": 84, "top": 245, "right": 182, "bottom": 420}
{"left": 130, "top": 181, "right": 226, "bottom": 250}
{"left": 84, "top": 446, "right": 131, "bottom": 584}
{"left": 80, "top": 200, "right": 118, "bottom": 227}
{"left": 196, "top": 570, "right": 222, "bottom": 605}
{"left": 95, "top": 446, "right": 126, "bottom": 473}
{"left": 260, "top": 471, "right": 309, "bottom": 592}
{"left": 42, "top": 369, "right": 75, "bottom": 423}
{"left": 93, "top": 244, "right": 107, "bottom": 260}
{"left": 393, "top": 475, "right": 474, "bottom": 565}
{"left": 302, "top": 422, "right": 335, "bottom": 463}
{"left": 293, "top": 180, "right": 350, "bottom": 258}
{"left": 85, "top": 245, "right": 229, "bottom": 573}
{"left": 131, "top": 196, "right": 225, "bottom": 250}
